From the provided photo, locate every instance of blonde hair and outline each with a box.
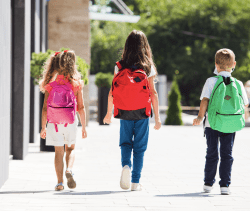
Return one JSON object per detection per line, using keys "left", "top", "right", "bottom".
{"left": 59, "top": 50, "right": 82, "bottom": 88}
{"left": 122, "top": 30, "right": 157, "bottom": 76}
{"left": 39, "top": 53, "right": 61, "bottom": 93}
{"left": 215, "top": 48, "right": 235, "bottom": 70}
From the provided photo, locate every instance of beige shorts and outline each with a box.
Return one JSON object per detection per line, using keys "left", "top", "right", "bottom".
{"left": 46, "top": 119, "right": 78, "bottom": 147}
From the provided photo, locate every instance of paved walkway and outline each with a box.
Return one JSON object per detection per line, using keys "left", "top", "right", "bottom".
{"left": 1, "top": 117, "right": 250, "bottom": 211}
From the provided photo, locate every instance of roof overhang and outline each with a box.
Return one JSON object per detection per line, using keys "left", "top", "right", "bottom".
{"left": 90, "top": 12, "right": 140, "bottom": 23}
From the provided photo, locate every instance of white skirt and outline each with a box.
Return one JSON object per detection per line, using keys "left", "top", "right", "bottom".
{"left": 46, "top": 118, "right": 78, "bottom": 147}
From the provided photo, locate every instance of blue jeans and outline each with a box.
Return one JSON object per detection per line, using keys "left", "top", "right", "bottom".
{"left": 119, "top": 118, "right": 149, "bottom": 183}
{"left": 204, "top": 127, "right": 235, "bottom": 186}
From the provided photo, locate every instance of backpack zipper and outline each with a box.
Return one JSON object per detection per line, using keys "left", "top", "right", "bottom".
{"left": 48, "top": 106, "right": 74, "bottom": 108}
{"left": 216, "top": 112, "right": 243, "bottom": 116}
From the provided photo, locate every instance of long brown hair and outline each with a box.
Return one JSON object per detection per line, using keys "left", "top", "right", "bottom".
{"left": 39, "top": 53, "right": 61, "bottom": 93}
{"left": 122, "top": 30, "right": 157, "bottom": 76}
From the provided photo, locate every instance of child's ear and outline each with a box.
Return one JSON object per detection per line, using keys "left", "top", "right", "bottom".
{"left": 215, "top": 62, "right": 219, "bottom": 69}
{"left": 233, "top": 61, "right": 236, "bottom": 68}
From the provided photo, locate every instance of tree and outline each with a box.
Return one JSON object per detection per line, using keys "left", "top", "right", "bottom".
{"left": 124, "top": 0, "right": 250, "bottom": 105}
{"left": 92, "top": 0, "right": 250, "bottom": 105}
{"left": 165, "top": 76, "right": 183, "bottom": 125}
{"left": 90, "top": 20, "right": 135, "bottom": 74}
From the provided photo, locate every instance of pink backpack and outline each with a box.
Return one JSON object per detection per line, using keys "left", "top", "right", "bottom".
{"left": 47, "top": 79, "right": 77, "bottom": 132}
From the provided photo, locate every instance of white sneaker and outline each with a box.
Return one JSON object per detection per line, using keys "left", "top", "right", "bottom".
{"left": 131, "top": 183, "right": 142, "bottom": 191}
{"left": 120, "top": 165, "right": 131, "bottom": 190}
{"left": 220, "top": 187, "right": 231, "bottom": 195}
{"left": 203, "top": 185, "right": 213, "bottom": 193}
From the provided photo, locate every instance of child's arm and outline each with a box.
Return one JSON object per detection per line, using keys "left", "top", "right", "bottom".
{"left": 103, "top": 71, "right": 116, "bottom": 124}
{"left": 148, "top": 76, "right": 161, "bottom": 130}
{"left": 40, "top": 91, "right": 49, "bottom": 139}
{"left": 193, "top": 97, "right": 209, "bottom": 126}
{"left": 103, "top": 88, "right": 113, "bottom": 124}
{"left": 77, "top": 87, "right": 87, "bottom": 138}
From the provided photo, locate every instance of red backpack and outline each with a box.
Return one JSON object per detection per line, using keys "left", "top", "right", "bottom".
{"left": 112, "top": 60, "right": 152, "bottom": 120}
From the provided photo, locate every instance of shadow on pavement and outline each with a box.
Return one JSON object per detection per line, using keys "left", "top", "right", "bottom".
{"left": 54, "top": 190, "right": 125, "bottom": 195}
{"left": 0, "top": 190, "right": 53, "bottom": 194}
{"left": 155, "top": 192, "right": 218, "bottom": 197}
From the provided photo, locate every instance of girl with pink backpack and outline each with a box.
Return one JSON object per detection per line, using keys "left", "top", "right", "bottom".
{"left": 39, "top": 50, "right": 87, "bottom": 191}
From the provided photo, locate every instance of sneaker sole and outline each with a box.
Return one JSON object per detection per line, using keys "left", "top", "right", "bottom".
{"left": 66, "top": 172, "right": 76, "bottom": 189}
{"left": 203, "top": 185, "right": 213, "bottom": 193}
{"left": 120, "top": 168, "right": 130, "bottom": 190}
{"left": 131, "top": 184, "right": 142, "bottom": 191}
{"left": 221, "top": 191, "right": 231, "bottom": 195}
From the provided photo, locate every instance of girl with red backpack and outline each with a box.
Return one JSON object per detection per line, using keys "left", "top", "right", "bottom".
{"left": 103, "top": 30, "right": 161, "bottom": 191}
{"left": 40, "top": 50, "right": 87, "bottom": 191}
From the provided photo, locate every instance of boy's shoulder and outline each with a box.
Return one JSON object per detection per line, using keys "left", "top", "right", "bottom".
{"left": 233, "top": 77, "right": 243, "bottom": 85}
{"left": 204, "top": 76, "right": 219, "bottom": 87}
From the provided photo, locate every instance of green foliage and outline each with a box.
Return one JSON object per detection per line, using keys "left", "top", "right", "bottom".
{"left": 124, "top": 0, "right": 250, "bottom": 106}
{"left": 95, "top": 72, "right": 113, "bottom": 88}
{"left": 165, "top": 77, "right": 183, "bottom": 125}
{"left": 90, "top": 20, "right": 135, "bottom": 74}
{"left": 96, "top": 0, "right": 111, "bottom": 7}
{"left": 30, "top": 49, "right": 54, "bottom": 85}
{"left": 77, "top": 56, "right": 89, "bottom": 85}
{"left": 30, "top": 48, "right": 89, "bottom": 85}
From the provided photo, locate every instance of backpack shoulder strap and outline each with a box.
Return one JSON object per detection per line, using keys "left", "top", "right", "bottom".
{"left": 211, "top": 75, "right": 223, "bottom": 92}
{"left": 65, "top": 81, "right": 73, "bottom": 90}
{"left": 209, "top": 76, "right": 224, "bottom": 104}
{"left": 50, "top": 81, "right": 58, "bottom": 88}
{"left": 232, "top": 77, "right": 242, "bottom": 95}
{"left": 116, "top": 61, "right": 123, "bottom": 70}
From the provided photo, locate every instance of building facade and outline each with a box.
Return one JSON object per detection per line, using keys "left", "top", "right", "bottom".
{"left": 0, "top": 0, "right": 48, "bottom": 189}
{"left": 47, "top": 0, "right": 91, "bottom": 123}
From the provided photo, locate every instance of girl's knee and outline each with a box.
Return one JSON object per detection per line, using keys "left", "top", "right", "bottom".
{"left": 65, "top": 144, "right": 75, "bottom": 152}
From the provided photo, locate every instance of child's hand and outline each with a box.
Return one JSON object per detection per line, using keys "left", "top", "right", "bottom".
{"left": 40, "top": 128, "right": 46, "bottom": 139}
{"left": 103, "top": 114, "right": 112, "bottom": 124}
{"left": 193, "top": 116, "right": 203, "bottom": 126}
{"left": 82, "top": 127, "right": 87, "bottom": 139}
{"left": 154, "top": 119, "right": 162, "bottom": 130}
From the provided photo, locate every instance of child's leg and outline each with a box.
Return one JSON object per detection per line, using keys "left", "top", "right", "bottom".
{"left": 120, "top": 120, "right": 134, "bottom": 168}
{"left": 54, "top": 146, "right": 65, "bottom": 184}
{"left": 132, "top": 118, "right": 149, "bottom": 183}
{"left": 204, "top": 127, "right": 219, "bottom": 185}
{"left": 219, "top": 132, "right": 235, "bottom": 186}
{"left": 65, "top": 144, "right": 75, "bottom": 171}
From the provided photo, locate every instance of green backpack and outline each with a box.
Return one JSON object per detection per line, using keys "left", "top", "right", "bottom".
{"left": 208, "top": 75, "right": 245, "bottom": 133}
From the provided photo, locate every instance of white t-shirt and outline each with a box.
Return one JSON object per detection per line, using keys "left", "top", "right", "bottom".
{"left": 200, "top": 71, "right": 249, "bottom": 128}
{"left": 114, "top": 65, "right": 157, "bottom": 78}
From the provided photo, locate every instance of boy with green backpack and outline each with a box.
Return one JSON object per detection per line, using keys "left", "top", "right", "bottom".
{"left": 193, "top": 49, "right": 249, "bottom": 195}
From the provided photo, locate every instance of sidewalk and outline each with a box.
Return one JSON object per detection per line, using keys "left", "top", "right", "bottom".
{"left": 0, "top": 118, "right": 250, "bottom": 211}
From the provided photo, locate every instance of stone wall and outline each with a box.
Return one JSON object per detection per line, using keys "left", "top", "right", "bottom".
{"left": 48, "top": 0, "right": 90, "bottom": 124}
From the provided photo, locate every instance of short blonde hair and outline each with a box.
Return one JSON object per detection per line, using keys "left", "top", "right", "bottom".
{"left": 215, "top": 48, "right": 235, "bottom": 70}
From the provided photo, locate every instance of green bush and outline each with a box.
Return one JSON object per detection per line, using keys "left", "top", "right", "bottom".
{"left": 30, "top": 48, "right": 89, "bottom": 85}
{"left": 30, "top": 49, "right": 54, "bottom": 85}
{"left": 165, "top": 77, "right": 183, "bottom": 125}
{"left": 95, "top": 72, "right": 113, "bottom": 88}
